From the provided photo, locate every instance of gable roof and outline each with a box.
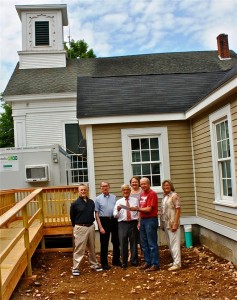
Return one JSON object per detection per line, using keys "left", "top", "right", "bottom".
{"left": 4, "top": 50, "right": 237, "bottom": 97}
{"left": 4, "top": 50, "right": 237, "bottom": 119}
{"left": 76, "top": 51, "right": 237, "bottom": 119}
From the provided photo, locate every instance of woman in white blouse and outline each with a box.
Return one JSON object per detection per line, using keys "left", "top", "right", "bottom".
{"left": 160, "top": 179, "right": 181, "bottom": 271}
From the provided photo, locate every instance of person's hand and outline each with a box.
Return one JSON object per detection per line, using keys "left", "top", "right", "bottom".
{"left": 117, "top": 205, "right": 122, "bottom": 211}
{"left": 130, "top": 206, "right": 138, "bottom": 211}
{"left": 171, "top": 223, "right": 178, "bottom": 232}
{"left": 137, "top": 223, "right": 140, "bottom": 230}
{"left": 99, "top": 227, "right": 106, "bottom": 234}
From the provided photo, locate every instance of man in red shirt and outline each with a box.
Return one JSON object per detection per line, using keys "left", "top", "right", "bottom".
{"left": 137, "top": 177, "right": 160, "bottom": 271}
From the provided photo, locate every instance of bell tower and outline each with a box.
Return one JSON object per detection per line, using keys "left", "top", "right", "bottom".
{"left": 16, "top": 4, "right": 68, "bottom": 69}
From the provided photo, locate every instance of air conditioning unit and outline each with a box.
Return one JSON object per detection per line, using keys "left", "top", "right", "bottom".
{"left": 25, "top": 164, "right": 49, "bottom": 182}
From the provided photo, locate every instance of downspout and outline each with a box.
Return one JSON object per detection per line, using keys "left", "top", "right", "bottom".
{"left": 190, "top": 119, "right": 198, "bottom": 218}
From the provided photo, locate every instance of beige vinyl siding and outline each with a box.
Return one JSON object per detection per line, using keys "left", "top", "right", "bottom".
{"left": 192, "top": 114, "right": 216, "bottom": 221}
{"left": 192, "top": 95, "right": 237, "bottom": 230}
{"left": 167, "top": 121, "right": 195, "bottom": 216}
{"left": 92, "top": 121, "right": 195, "bottom": 217}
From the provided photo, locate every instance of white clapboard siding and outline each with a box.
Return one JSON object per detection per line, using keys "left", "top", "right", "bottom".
{"left": 26, "top": 110, "right": 76, "bottom": 146}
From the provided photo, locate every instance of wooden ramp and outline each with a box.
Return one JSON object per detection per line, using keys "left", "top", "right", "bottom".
{"left": 0, "top": 188, "right": 44, "bottom": 300}
{"left": 0, "top": 220, "right": 43, "bottom": 300}
{"left": 0, "top": 186, "right": 78, "bottom": 300}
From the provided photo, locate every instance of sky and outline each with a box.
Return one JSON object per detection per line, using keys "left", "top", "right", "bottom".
{"left": 0, "top": 0, "right": 237, "bottom": 94}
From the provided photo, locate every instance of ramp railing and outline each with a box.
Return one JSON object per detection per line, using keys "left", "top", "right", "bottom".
{"left": 0, "top": 185, "right": 79, "bottom": 300}
{"left": 0, "top": 188, "right": 43, "bottom": 300}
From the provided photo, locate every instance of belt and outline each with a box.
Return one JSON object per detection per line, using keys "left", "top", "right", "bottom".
{"left": 121, "top": 220, "right": 138, "bottom": 223}
{"left": 100, "top": 216, "right": 113, "bottom": 219}
{"left": 76, "top": 223, "right": 93, "bottom": 227}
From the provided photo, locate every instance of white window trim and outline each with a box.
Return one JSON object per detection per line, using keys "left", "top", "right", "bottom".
{"left": 209, "top": 105, "right": 237, "bottom": 214}
{"left": 121, "top": 127, "right": 170, "bottom": 193}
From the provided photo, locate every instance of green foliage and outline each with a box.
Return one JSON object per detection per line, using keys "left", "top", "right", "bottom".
{"left": 64, "top": 39, "right": 96, "bottom": 59}
{"left": 0, "top": 100, "right": 14, "bottom": 148}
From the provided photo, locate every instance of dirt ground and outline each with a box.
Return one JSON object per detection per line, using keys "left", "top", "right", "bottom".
{"left": 11, "top": 245, "right": 237, "bottom": 300}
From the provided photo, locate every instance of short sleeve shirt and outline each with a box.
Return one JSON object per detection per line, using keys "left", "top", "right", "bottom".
{"left": 139, "top": 189, "right": 158, "bottom": 218}
{"left": 95, "top": 193, "right": 117, "bottom": 217}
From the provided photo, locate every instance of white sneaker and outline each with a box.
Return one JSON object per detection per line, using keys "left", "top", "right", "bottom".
{"left": 168, "top": 265, "right": 181, "bottom": 271}
{"left": 93, "top": 266, "right": 103, "bottom": 272}
{"left": 72, "top": 269, "right": 80, "bottom": 276}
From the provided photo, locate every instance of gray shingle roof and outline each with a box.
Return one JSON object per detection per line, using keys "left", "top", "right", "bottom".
{"left": 4, "top": 50, "right": 237, "bottom": 96}
{"left": 77, "top": 71, "right": 229, "bottom": 118}
{"left": 4, "top": 50, "right": 237, "bottom": 118}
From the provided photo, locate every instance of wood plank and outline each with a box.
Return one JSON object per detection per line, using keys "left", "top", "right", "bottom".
{"left": 43, "top": 226, "right": 72, "bottom": 236}
{"left": 2, "top": 252, "right": 27, "bottom": 300}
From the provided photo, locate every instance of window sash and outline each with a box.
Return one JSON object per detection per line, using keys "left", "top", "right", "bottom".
{"left": 216, "top": 119, "right": 232, "bottom": 198}
{"left": 130, "top": 136, "right": 161, "bottom": 187}
{"left": 121, "top": 127, "right": 170, "bottom": 193}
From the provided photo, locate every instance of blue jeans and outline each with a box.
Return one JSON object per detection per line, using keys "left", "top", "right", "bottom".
{"left": 140, "top": 217, "right": 159, "bottom": 267}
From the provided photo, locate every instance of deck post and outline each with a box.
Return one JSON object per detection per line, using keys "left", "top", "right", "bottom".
{"left": 38, "top": 191, "right": 46, "bottom": 250}
{"left": 22, "top": 206, "right": 32, "bottom": 276}
{"left": 0, "top": 272, "right": 2, "bottom": 300}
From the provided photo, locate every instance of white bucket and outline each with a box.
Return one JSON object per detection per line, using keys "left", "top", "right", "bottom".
{"left": 183, "top": 225, "right": 193, "bottom": 248}
{"left": 184, "top": 225, "right": 192, "bottom": 232}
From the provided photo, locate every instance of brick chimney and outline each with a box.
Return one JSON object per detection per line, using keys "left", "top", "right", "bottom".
{"left": 216, "top": 34, "right": 230, "bottom": 59}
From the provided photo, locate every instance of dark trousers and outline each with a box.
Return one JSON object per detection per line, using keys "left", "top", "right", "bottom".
{"left": 99, "top": 217, "right": 120, "bottom": 267}
{"left": 118, "top": 220, "right": 138, "bottom": 266}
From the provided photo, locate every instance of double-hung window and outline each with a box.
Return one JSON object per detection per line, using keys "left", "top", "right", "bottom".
{"left": 209, "top": 105, "right": 237, "bottom": 213}
{"left": 121, "top": 127, "right": 170, "bottom": 193}
{"left": 131, "top": 137, "right": 161, "bottom": 186}
{"left": 216, "top": 119, "right": 232, "bottom": 197}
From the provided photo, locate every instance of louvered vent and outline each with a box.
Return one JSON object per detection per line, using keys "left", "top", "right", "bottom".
{"left": 35, "top": 21, "right": 49, "bottom": 46}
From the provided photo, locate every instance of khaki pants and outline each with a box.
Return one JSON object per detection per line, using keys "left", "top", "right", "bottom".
{"left": 162, "top": 221, "right": 181, "bottom": 267}
{"left": 72, "top": 224, "right": 98, "bottom": 271}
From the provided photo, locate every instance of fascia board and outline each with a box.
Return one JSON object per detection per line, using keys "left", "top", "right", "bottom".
{"left": 4, "top": 92, "right": 76, "bottom": 102}
{"left": 78, "top": 113, "right": 186, "bottom": 126}
{"left": 186, "top": 77, "right": 237, "bottom": 119}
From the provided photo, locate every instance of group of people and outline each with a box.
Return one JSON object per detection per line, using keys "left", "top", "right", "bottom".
{"left": 70, "top": 177, "right": 181, "bottom": 276}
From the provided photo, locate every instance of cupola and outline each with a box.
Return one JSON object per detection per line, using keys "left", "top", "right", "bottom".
{"left": 16, "top": 4, "right": 68, "bottom": 69}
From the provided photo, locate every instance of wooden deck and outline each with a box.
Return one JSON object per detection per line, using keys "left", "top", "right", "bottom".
{"left": 0, "top": 186, "right": 78, "bottom": 300}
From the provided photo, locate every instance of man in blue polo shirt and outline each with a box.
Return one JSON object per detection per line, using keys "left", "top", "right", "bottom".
{"left": 95, "top": 181, "right": 121, "bottom": 270}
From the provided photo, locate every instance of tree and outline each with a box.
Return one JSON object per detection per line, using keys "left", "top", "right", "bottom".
{"left": 0, "top": 98, "right": 14, "bottom": 148}
{"left": 64, "top": 39, "right": 96, "bottom": 59}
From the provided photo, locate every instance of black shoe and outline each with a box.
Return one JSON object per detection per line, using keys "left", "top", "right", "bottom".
{"left": 102, "top": 265, "right": 111, "bottom": 270}
{"left": 121, "top": 264, "right": 127, "bottom": 270}
{"left": 131, "top": 263, "right": 139, "bottom": 267}
{"left": 112, "top": 262, "right": 122, "bottom": 267}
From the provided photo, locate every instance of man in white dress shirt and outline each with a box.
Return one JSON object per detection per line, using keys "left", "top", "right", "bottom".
{"left": 113, "top": 184, "right": 139, "bottom": 269}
